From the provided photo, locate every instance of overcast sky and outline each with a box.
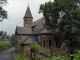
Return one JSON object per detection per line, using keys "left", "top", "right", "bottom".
{"left": 0, "top": 0, "right": 51, "bottom": 35}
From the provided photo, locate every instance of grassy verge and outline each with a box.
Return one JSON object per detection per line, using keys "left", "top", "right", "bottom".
{"left": 14, "top": 53, "right": 30, "bottom": 60}
{"left": 0, "top": 40, "right": 11, "bottom": 52}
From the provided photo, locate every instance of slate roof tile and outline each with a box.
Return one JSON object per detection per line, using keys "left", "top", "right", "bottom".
{"left": 16, "top": 27, "right": 33, "bottom": 34}
{"left": 21, "top": 35, "right": 39, "bottom": 44}
{"left": 24, "top": 5, "right": 33, "bottom": 18}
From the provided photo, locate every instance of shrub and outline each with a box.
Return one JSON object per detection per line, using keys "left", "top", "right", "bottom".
{"left": 29, "top": 43, "right": 41, "bottom": 57}
{"left": 0, "top": 40, "right": 11, "bottom": 52}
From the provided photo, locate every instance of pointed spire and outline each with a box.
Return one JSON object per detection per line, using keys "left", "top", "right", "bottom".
{"left": 24, "top": 5, "right": 33, "bottom": 18}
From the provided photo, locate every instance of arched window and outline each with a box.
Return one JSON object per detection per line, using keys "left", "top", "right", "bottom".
{"left": 43, "top": 40, "right": 45, "bottom": 47}
{"left": 48, "top": 38, "right": 52, "bottom": 47}
{"left": 42, "top": 38, "right": 46, "bottom": 47}
{"left": 28, "top": 19, "right": 30, "bottom": 23}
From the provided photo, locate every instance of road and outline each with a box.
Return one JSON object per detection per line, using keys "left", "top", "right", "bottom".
{"left": 0, "top": 48, "right": 15, "bottom": 60}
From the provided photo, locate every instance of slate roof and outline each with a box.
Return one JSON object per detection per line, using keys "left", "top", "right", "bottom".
{"left": 21, "top": 35, "right": 39, "bottom": 45}
{"left": 24, "top": 5, "right": 33, "bottom": 18}
{"left": 39, "top": 27, "right": 51, "bottom": 34}
{"left": 28, "top": 17, "right": 44, "bottom": 27}
{"left": 16, "top": 26, "right": 33, "bottom": 34}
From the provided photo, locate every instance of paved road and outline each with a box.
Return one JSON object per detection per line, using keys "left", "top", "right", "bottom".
{"left": 0, "top": 48, "right": 15, "bottom": 60}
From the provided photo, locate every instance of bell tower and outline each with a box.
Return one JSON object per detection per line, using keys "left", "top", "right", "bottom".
{"left": 23, "top": 5, "right": 33, "bottom": 27}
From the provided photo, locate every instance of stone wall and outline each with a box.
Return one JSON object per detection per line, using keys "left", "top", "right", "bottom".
{"left": 33, "top": 18, "right": 45, "bottom": 34}
{"left": 38, "top": 34, "right": 56, "bottom": 48}
{"left": 15, "top": 34, "right": 30, "bottom": 53}
{"left": 24, "top": 18, "right": 33, "bottom": 27}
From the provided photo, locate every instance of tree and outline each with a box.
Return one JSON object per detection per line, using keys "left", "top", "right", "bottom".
{"left": 39, "top": 0, "right": 80, "bottom": 59}
{"left": 10, "top": 34, "right": 16, "bottom": 45}
{"left": 0, "top": 0, "right": 8, "bottom": 21}
{"left": 0, "top": 31, "right": 3, "bottom": 36}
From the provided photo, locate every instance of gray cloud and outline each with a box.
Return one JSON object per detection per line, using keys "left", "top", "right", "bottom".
{"left": 0, "top": 0, "right": 49, "bottom": 35}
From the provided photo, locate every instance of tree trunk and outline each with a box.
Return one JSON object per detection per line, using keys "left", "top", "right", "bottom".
{"left": 70, "top": 44, "right": 75, "bottom": 60}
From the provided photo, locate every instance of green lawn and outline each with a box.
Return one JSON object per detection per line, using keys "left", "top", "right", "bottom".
{"left": 14, "top": 53, "right": 23, "bottom": 60}
{"left": 0, "top": 40, "right": 11, "bottom": 52}
{"left": 14, "top": 53, "right": 30, "bottom": 60}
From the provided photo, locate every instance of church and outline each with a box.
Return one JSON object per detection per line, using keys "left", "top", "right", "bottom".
{"left": 15, "top": 5, "right": 67, "bottom": 55}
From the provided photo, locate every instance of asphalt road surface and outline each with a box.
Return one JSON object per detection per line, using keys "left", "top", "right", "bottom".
{"left": 0, "top": 48, "right": 15, "bottom": 60}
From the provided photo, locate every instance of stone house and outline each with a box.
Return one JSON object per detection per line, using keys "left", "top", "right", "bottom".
{"left": 15, "top": 5, "right": 67, "bottom": 55}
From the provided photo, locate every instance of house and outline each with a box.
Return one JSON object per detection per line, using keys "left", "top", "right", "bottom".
{"left": 15, "top": 5, "right": 67, "bottom": 55}
{"left": 1, "top": 32, "right": 10, "bottom": 42}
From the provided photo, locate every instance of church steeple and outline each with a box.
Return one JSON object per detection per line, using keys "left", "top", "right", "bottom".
{"left": 23, "top": 5, "right": 33, "bottom": 27}
{"left": 24, "top": 5, "right": 33, "bottom": 18}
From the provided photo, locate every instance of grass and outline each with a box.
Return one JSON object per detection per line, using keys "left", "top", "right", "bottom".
{"left": 0, "top": 40, "right": 11, "bottom": 52}
{"left": 14, "top": 53, "right": 30, "bottom": 60}
{"left": 14, "top": 53, "right": 23, "bottom": 60}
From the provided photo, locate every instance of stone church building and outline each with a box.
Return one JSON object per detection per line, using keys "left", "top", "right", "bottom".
{"left": 15, "top": 5, "right": 67, "bottom": 55}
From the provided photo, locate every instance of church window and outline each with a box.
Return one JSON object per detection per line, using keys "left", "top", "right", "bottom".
{"left": 48, "top": 38, "right": 52, "bottom": 47}
{"left": 29, "top": 19, "right": 30, "bottom": 23}
{"left": 26, "top": 19, "right": 30, "bottom": 23}
{"left": 49, "top": 40, "right": 52, "bottom": 47}
{"left": 42, "top": 38, "right": 45, "bottom": 47}
{"left": 56, "top": 39, "right": 61, "bottom": 48}
{"left": 43, "top": 40, "right": 45, "bottom": 47}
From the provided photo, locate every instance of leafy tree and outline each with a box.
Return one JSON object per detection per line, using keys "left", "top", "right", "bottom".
{"left": 0, "top": 0, "right": 8, "bottom": 21}
{"left": 73, "top": 50, "right": 80, "bottom": 60}
{"left": 0, "top": 31, "right": 3, "bottom": 36}
{"left": 39, "top": 0, "right": 80, "bottom": 59}
{"left": 10, "top": 34, "right": 16, "bottom": 45}
{"left": 29, "top": 43, "right": 41, "bottom": 58}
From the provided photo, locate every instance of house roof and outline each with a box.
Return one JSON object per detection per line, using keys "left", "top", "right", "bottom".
{"left": 24, "top": 5, "right": 33, "bottom": 18}
{"left": 28, "top": 17, "right": 44, "bottom": 27}
{"left": 21, "top": 35, "right": 39, "bottom": 45}
{"left": 38, "top": 27, "right": 51, "bottom": 34}
{"left": 16, "top": 26, "right": 33, "bottom": 34}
